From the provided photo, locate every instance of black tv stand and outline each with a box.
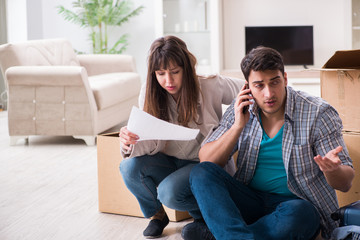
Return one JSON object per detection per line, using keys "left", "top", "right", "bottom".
{"left": 303, "top": 65, "right": 309, "bottom": 69}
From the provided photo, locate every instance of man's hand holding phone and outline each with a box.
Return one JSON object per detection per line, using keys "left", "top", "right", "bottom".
{"left": 240, "top": 83, "right": 252, "bottom": 115}
{"left": 242, "top": 83, "right": 251, "bottom": 114}
{"left": 233, "top": 84, "right": 253, "bottom": 130}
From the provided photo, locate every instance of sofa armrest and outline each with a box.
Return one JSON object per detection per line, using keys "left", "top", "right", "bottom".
{"left": 5, "top": 66, "right": 98, "bottom": 136}
{"left": 77, "top": 54, "right": 137, "bottom": 76}
{"left": 6, "top": 66, "right": 88, "bottom": 86}
{"left": 6, "top": 65, "right": 97, "bottom": 112}
{"left": 6, "top": 65, "right": 99, "bottom": 135}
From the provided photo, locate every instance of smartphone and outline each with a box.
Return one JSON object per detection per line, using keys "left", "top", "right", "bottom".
{"left": 242, "top": 83, "right": 249, "bottom": 114}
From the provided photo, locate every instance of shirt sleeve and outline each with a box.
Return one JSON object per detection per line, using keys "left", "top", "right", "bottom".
{"left": 121, "top": 139, "right": 166, "bottom": 159}
{"left": 204, "top": 99, "right": 236, "bottom": 145}
{"left": 313, "top": 104, "right": 353, "bottom": 167}
{"left": 203, "top": 99, "right": 239, "bottom": 165}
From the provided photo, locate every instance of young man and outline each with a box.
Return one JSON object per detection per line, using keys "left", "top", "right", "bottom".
{"left": 183, "top": 47, "right": 355, "bottom": 240}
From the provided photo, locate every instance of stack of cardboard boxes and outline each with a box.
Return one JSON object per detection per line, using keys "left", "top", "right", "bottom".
{"left": 321, "top": 50, "right": 360, "bottom": 207}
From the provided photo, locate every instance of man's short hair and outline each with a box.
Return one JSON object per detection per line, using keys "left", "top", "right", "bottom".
{"left": 240, "top": 46, "right": 285, "bottom": 81}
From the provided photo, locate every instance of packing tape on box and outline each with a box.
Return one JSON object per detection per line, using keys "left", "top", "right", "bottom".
{"left": 337, "top": 71, "right": 346, "bottom": 100}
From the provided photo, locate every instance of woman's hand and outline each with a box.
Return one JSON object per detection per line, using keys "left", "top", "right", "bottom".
{"left": 119, "top": 126, "right": 139, "bottom": 152}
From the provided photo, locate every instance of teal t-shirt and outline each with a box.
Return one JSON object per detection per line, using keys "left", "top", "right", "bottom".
{"left": 249, "top": 118, "right": 295, "bottom": 197}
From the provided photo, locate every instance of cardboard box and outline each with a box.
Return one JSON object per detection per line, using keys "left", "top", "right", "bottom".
{"left": 320, "top": 50, "right": 360, "bottom": 132}
{"left": 336, "top": 132, "right": 360, "bottom": 207}
{"left": 97, "top": 132, "right": 191, "bottom": 222}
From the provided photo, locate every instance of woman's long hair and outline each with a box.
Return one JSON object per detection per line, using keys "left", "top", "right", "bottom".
{"left": 143, "top": 35, "right": 199, "bottom": 127}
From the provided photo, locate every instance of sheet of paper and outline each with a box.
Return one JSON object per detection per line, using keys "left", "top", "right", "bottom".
{"left": 127, "top": 106, "right": 200, "bottom": 141}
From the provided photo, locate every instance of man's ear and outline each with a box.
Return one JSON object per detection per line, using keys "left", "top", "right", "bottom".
{"left": 283, "top": 72, "right": 288, "bottom": 86}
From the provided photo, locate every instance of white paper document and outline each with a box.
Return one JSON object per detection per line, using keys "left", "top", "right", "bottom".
{"left": 127, "top": 106, "right": 200, "bottom": 141}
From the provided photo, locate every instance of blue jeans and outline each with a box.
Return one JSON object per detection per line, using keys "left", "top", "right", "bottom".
{"left": 190, "top": 162, "right": 321, "bottom": 240}
{"left": 120, "top": 153, "right": 201, "bottom": 218}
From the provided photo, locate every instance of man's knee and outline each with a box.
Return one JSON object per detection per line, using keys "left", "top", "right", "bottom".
{"left": 189, "top": 162, "right": 217, "bottom": 183}
{"left": 273, "top": 199, "right": 320, "bottom": 239}
{"left": 281, "top": 199, "right": 320, "bottom": 222}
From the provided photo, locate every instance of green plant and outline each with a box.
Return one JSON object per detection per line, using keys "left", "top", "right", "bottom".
{"left": 57, "top": 0, "right": 144, "bottom": 54}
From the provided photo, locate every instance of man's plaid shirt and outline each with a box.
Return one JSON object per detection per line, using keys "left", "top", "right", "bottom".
{"left": 205, "top": 86, "right": 353, "bottom": 239}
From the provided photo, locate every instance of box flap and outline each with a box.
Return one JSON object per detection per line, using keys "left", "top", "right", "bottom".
{"left": 97, "top": 132, "right": 119, "bottom": 137}
{"left": 323, "top": 49, "right": 360, "bottom": 69}
{"left": 342, "top": 131, "right": 360, "bottom": 136}
{"left": 319, "top": 68, "right": 359, "bottom": 72}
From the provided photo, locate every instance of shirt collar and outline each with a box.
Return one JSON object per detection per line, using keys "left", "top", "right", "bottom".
{"left": 284, "top": 86, "right": 294, "bottom": 122}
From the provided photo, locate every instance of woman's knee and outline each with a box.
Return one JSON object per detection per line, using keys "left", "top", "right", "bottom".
{"left": 157, "top": 178, "right": 178, "bottom": 208}
{"left": 120, "top": 156, "right": 144, "bottom": 180}
{"left": 158, "top": 165, "right": 194, "bottom": 209}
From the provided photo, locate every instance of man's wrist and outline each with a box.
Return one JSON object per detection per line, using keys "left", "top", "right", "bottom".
{"left": 230, "top": 124, "right": 243, "bottom": 136}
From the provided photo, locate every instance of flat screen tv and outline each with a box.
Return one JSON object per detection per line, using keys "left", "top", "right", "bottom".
{"left": 245, "top": 26, "right": 314, "bottom": 66}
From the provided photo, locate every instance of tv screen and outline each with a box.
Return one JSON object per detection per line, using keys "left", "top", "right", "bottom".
{"left": 245, "top": 26, "right": 314, "bottom": 66}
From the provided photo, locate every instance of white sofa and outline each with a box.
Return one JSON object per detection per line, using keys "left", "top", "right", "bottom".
{"left": 0, "top": 38, "right": 141, "bottom": 145}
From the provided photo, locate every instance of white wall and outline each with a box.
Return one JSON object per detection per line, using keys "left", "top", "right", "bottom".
{"left": 40, "top": 0, "right": 157, "bottom": 82}
{"left": 222, "top": 0, "right": 352, "bottom": 70}
{"left": 6, "top": 0, "right": 158, "bottom": 83}
{"left": 6, "top": 0, "right": 27, "bottom": 42}
{"left": 27, "top": 0, "right": 43, "bottom": 40}
{"left": 5, "top": 0, "right": 353, "bottom": 78}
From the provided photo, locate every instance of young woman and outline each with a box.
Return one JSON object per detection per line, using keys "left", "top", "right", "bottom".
{"left": 119, "top": 35, "right": 244, "bottom": 238}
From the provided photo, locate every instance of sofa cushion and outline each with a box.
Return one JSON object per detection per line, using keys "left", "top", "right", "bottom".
{"left": 89, "top": 72, "right": 141, "bottom": 110}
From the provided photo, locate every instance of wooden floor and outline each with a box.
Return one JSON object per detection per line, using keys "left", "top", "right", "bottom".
{"left": 0, "top": 111, "right": 191, "bottom": 240}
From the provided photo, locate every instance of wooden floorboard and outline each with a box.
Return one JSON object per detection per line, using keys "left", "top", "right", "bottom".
{"left": 0, "top": 111, "right": 191, "bottom": 240}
